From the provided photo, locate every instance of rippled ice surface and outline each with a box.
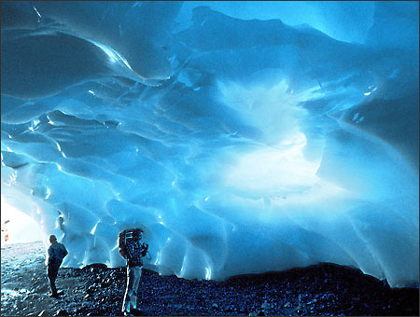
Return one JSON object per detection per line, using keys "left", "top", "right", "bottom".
{"left": 1, "top": 2, "right": 418, "bottom": 287}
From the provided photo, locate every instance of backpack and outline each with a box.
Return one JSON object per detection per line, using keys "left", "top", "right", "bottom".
{"left": 118, "top": 228, "right": 148, "bottom": 267}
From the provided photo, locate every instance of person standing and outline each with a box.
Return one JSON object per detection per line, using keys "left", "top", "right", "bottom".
{"left": 118, "top": 228, "right": 148, "bottom": 316}
{"left": 1, "top": 220, "right": 10, "bottom": 249}
{"left": 46, "top": 234, "right": 68, "bottom": 297}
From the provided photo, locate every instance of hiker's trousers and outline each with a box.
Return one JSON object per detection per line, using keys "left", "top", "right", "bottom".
{"left": 122, "top": 266, "right": 142, "bottom": 313}
{"left": 47, "top": 263, "right": 60, "bottom": 295}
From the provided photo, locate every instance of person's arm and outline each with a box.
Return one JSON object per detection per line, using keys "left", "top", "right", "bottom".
{"left": 141, "top": 243, "right": 148, "bottom": 257}
{"left": 48, "top": 247, "right": 53, "bottom": 258}
{"left": 47, "top": 246, "right": 56, "bottom": 264}
{"left": 47, "top": 246, "right": 53, "bottom": 265}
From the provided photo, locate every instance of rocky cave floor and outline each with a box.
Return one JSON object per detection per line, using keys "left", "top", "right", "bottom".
{"left": 1, "top": 242, "right": 418, "bottom": 316}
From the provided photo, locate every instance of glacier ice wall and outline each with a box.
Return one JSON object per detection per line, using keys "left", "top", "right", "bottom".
{"left": 1, "top": 1, "right": 418, "bottom": 287}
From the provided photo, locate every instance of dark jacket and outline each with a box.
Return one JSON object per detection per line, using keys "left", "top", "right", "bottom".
{"left": 48, "top": 242, "right": 68, "bottom": 268}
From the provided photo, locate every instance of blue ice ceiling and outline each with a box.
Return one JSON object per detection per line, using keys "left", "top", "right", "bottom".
{"left": 1, "top": 1, "right": 419, "bottom": 287}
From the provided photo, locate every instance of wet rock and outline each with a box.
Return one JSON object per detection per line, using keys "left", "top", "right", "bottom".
{"left": 225, "top": 305, "right": 237, "bottom": 312}
{"left": 2, "top": 244, "right": 419, "bottom": 317}
{"left": 86, "top": 263, "right": 108, "bottom": 270}
{"left": 19, "top": 288, "right": 30, "bottom": 294}
{"left": 240, "top": 307, "right": 249, "bottom": 314}
{"left": 86, "top": 285, "right": 97, "bottom": 294}
{"left": 283, "top": 301, "right": 292, "bottom": 308}
{"left": 296, "top": 307, "right": 305, "bottom": 314}
{"left": 98, "top": 297, "right": 106, "bottom": 305}
{"left": 101, "top": 278, "right": 112, "bottom": 287}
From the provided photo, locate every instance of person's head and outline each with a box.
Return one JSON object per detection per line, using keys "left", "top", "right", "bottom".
{"left": 49, "top": 235, "right": 57, "bottom": 244}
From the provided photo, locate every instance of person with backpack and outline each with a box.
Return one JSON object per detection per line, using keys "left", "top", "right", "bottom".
{"left": 118, "top": 228, "right": 149, "bottom": 316}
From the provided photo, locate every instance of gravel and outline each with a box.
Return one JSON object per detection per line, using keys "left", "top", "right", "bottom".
{"left": 1, "top": 242, "right": 418, "bottom": 316}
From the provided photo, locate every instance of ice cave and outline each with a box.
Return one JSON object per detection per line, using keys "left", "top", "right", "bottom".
{"left": 1, "top": 1, "right": 418, "bottom": 288}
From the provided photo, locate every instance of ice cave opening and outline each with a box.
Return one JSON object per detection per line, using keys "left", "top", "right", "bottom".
{"left": 1, "top": 196, "right": 44, "bottom": 246}
{"left": 1, "top": 1, "right": 418, "bottom": 288}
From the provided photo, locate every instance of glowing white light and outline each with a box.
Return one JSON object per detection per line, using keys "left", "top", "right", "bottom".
{"left": 33, "top": 6, "right": 42, "bottom": 19}
{"left": 90, "top": 223, "right": 98, "bottom": 235}
{"left": 1, "top": 196, "right": 43, "bottom": 244}
{"left": 205, "top": 267, "right": 212, "bottom": 280}
{"left": 114, "top": 51, "right": 132, "bottom": 70}
{"left": 224, "top": 132, "right": 321, "bottom": 195}
{"left": 93, "top": 41, "right": 133, "bottom": 70}
{"left": 154, "top": 251, "right": 160, "bottom": 265}
{"left": 8, "top": 173, "right": 17, "bottom": 185}
{"left": 218, "top": 79, "right": 320, "bottom": 146}
{"left": 364, "top": 85, "right": 377, "bottom": 96}
{"left": 45, "top": 188, "right": 51, "bottom": 200}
